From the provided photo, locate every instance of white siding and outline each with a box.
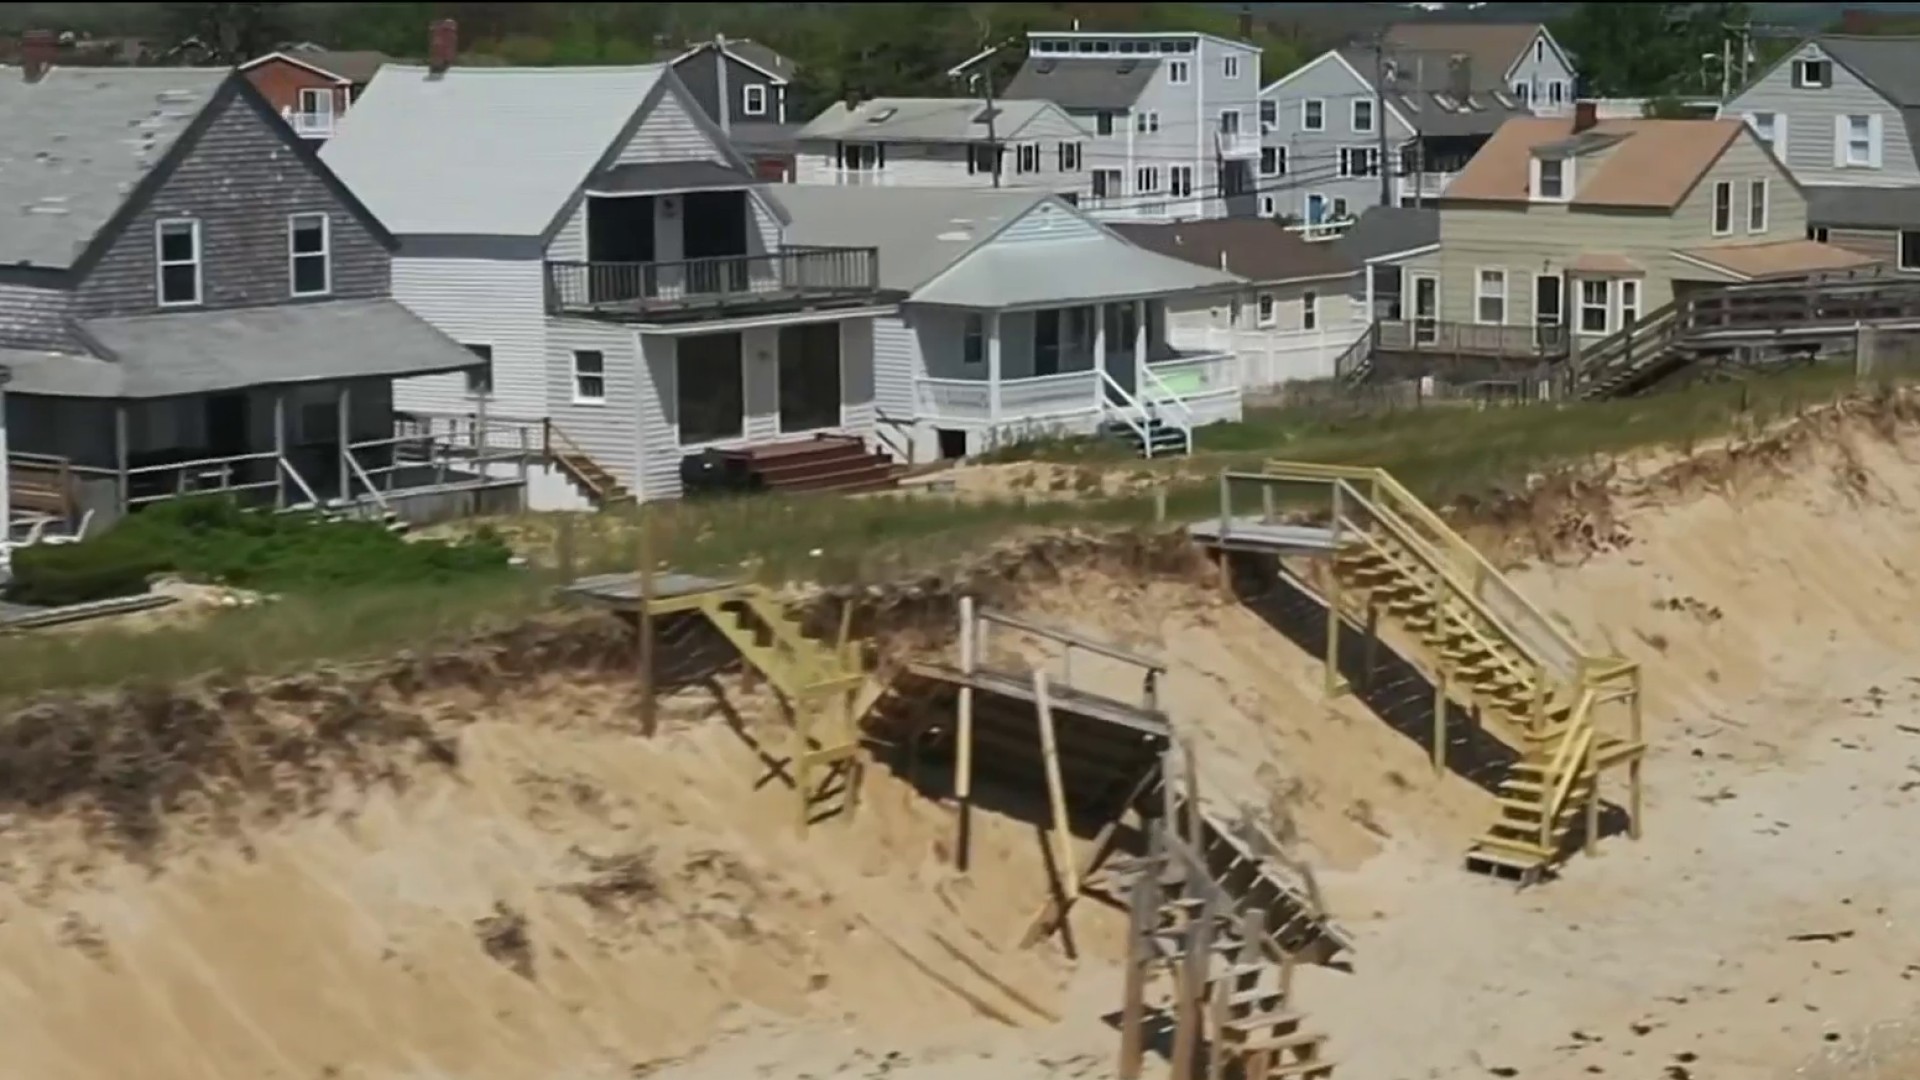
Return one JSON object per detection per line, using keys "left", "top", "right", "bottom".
{"left": 638, "top": 333, "right": 680, "bottom": 500}
{"left": 390, "top": 256, "right": 549, "bottom": 419}
{"left": 840, "top": 318, "right": 877, "bottom": 434}
{"left": 616, "top": 85, "right": 727, "bottom": 165}
{"left": 792, "top": 139, "right": 1092, "bottom": 201}
{"left": 872, "top": 312, "right": 922, "bottom": 421}
{"left": 1261, "top": 51, "right": 1414, "bottom": 222}
{"left": 992, "top": 198, "right": 1105, "bottom": 244}
{"left": 1506, "top": 30, "right": 1579, "bottom": 112}
{"left": 1726, "top": 41, "right": 1920, "bottom": 186}
{"left": 1164, "top": 276, "right": 1365, "bottom": 388}
{"left": 547, "top": 193, "right": 694, "bottom": 263}
{"left": 546, "top": 317, "right": 642, "bottom": 493}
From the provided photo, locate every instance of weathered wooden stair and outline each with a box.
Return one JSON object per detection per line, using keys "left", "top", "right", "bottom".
{"left": 1262, "top": 462, "right": 1646, "bottom": 883}
{"left": 547, "top": 426, "right": 636, "bottom": 508}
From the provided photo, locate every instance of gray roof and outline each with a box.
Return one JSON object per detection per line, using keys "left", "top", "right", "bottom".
{"left": 1805, "top": 184, "right": 1920, "bottom": 230}
{"left": 778, "top": 185, "right": 1240, "bottom": 308}
{"left": 321, "top": 63, "right": 668, "bottom": 237}
{"left": 1335, "top": 206, "right": 1439, "bottom": 263}
{"left": 0, "top": 66, "right": 228, "bottom": 270}
{"left": 729, "top": 120, "right": 802, "bottom": 154}
{"left": 1815, "top": 36, "right": 1920, "bottom": 161}
{"left": 1003, "top": 56, "right": 1161, "bottom": 111}
{"left": 590, "top": 160, "right": 753, "bottom": 194}
{"left": 3, "top": 299, "right": 482, "bottom": 399}
{"left": 255, "top": 48, "right": 393, "bottom": 84}
{"left": 1335, "top": 46, "right": 1530, "bottom": 137}
{"left": 797, "top": 97, "right": 1082, "bottom": 144}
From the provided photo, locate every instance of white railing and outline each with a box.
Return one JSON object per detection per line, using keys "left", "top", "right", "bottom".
{"left": 916, "top": 377, "right": 992, "bottom": 422}
{"left": 1100, "top": 369, "right": 1155, "bottom": 453}
{"left": 1146, "top": 351, "right": 1237, "bottom": 404}
{"left": 1215, "top": 130, "right": 1263, "bottom": 159}
{"left": 1288, "top": 217, "right": 1355, "bottom": 243}
{"left": 1396, "top": 171, "right": 1455, "bottom": 204}
{"left": 289, "top": 111, "right": 335, "bottom": 138}
{"left": 1138, "top": 364, "right": 1196, "bottom": 456}
{"left": 915, "top": 370, "right": 1102, "bottom": 426}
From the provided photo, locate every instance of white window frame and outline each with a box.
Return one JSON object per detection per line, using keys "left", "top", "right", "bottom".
{"left": 572, "top": 349, "right": 607, "bottom": 404}
{"left": 1303, "top": 99, "right": 1325, "bottom": 131}
{"left": 1259, "top": 145, "right": 1283, "bottom": 177}
{"left": 1350, "top": 98, "right": 1374, "bottom": 133}
{"left": 742, "top": 83, "right": 768, "bottom": 116}
{"left": 1793, "top": 58, "right": 1830, "bottom": 89}
{"left": 1548, "top": 81, "right": 1565, "bottom": 105}
{"left": 1535, "top": 38, "right": 1545, "bottom": 63}
{"left": 1223, "top": 55, "right": 1241, "bottom": 80}
{"left": 1016, "top": 142, "right": 1041, "bottom": 174}
{"left": 1579, "top": 278, "right": 1611, "bottom": 334}
{"left": 287, "top": 211, "right": 331, "bottom": 298}
{"left": 1302, "top": 290, "right": 1319, "bottom": 331}
{"left": 1841, "top": 113, "right": 1879, "bottom": 168}
{"left": 1514, "top": 81, "right": 1532, "bottom": 106}
{"left": 1057, "top": 141, "right": 1082, "bottom": 172}
{"left": 464, "top": 343, "right": 493, "bottom": 396}
{"left": 1899, "top": 230, "right": 1920, "bottom": 272}
{"left": 1136, "top": 110, "right": 1161, "bottom": 133}
{"left": 154, "top": 218, "right": 202, "bottom": 308}
{"left": 1259, "top": 99, "right": 1277, "bottom": 132}
{"left": 1168, "top": 59, "right": 1191, "bottom": 85}
{"left": 1135, "top": 166, "right": 1161, "bottom": 194}
{"left": 1711, "top": 179, "right": 1734, "bottom": 236}
{"left": 1747, "top": 178, "right": 1769, "bottom": 234}
{"left": 1169, "top": 165, "right": 1194, "bottom": 198}
{"left": 1474, "top": 267, "right": 1508, "bottom": 326}
{"left": 1259, "top": 194, "right": 1276, "bottom": 217}
{"left": 837, "top": 141, "right": 885, "bottom": 174}
{"left": 1532, "top": 157, "right": 1569, "bottom": 201}
{"left": 1617, "top": 278, "right": 1642, "bottom": 328}
{"left": 962, "top": 313, "right": 985, "bottom": 365}
{"left": 1339, "top": 146, "right": 1379, "bottom": 179}
{"left": 1219, "top": 108, "right": 1242, "bottom": 135}
{"left": 296, "top": 86, "right": 333, "bottom": 116}
{"left": 1255, "top": 292, "right": 1276, "bottom": 327}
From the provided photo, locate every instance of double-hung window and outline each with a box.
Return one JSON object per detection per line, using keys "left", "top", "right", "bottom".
{"left": 288, "top": 212, "right": 331, "bottom": 297}
{"left": 156, "top": 219, "right": 202, "bottom": 306}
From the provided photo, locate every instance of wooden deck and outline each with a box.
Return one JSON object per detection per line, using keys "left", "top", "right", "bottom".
{"left": 563, "top": 571, "right": 741, "bottom": 613}
{"left": 1186, "top": 518, "right": 1342, "bottom": 556}
{"left": 906, "top": 661, "right": 1172, "bottom": 740}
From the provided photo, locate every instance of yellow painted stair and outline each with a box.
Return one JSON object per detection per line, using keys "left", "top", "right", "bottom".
{"left": 1265, "top": 459, "right": 1644, "bottom": 883}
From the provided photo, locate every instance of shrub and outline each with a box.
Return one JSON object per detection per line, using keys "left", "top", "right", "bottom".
{"left": 6, "top": 497, "right": 514, "bottom": 606}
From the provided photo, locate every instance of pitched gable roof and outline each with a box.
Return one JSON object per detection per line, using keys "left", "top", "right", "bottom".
{"left": 242, "top": 48, "right": 393, "bottom": 84}
{"left": 797, "top": 97, "right": 1086, "bottom": 144}
{"left": 1381, "top": 23, "right": 1557, "bottom": 88}
{"left": 779, "top": 187, "right": 1048, "bottom": 292}
{"left": 1004, "top": 56, "right": 1161, "bottom": 111}
{"left": 1113, "top": 219, "right": 1354, "bottom": 284}
{"left": 0, "top": 65, "right": 227, "bottom": 270}
{"left": 1444, "top": 116, "right": 1746, "bottom": 209}
{"left": 672, "top": 39, "right": 798, "bottom": 82}
{"left": 320, "top": 63, "right": 670, "bottom": 237}
{"left": 1808, "top": 36, "right": 1920, "bottom": 105}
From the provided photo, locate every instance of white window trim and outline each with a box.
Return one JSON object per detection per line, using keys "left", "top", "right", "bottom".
{"left": 1616, "top": 278, "right": 1643, "bottom": 328}
{"left": 572, "top": 349, "right": 608, "bottom": 405}
{"left": 287, "top": 212, "right": 332, "bottom": 298}
{"left": 1747, "top": 178, "right": 1769, "bottom": 234}
{"left": 1168, "top": 59, "right": 1191, "bottom": 85}
{"left": 1530, "top": 157, "right": 1571, "bottom": 202}
{"left": 464, "top": 343, "right": 494, "bottom": 397}
{"left": 1710, "top": 179, "right": 1734, "bottom": 236}
{"left": 1302, "top": 98, "right": 1326, "bottom": 132}
{"left": 1302, "top": 290, "right": 1319, "bottom": 331}
{"left": 1169, "top": 165, "right": 1194, "bottom": 198}
{"left": 1223, "top": 54, "right": 1241, "bottom": 80}
{"left": 1474, "top": 267, "right": 1508, "bottom": 326}
{"left": 154, "top": 218, "right": 202, "bottom": 308}
{"left": 296, "top": 87, "right": 333, "bottom": 114}
{"left": 1350, "top": 98, "right": 1374, "bottom": 133}
{"left": 1255, "top": 292, "right": 1277, "bottom": 327}
{"left": 742, "top": 83, "right": 767, "bottom": 116}
{"left": 1578, "top": 278, "right": 1612, "bottom": 335}
{"left": 1898, "top": 230, "right": 1920, "bottom": 272}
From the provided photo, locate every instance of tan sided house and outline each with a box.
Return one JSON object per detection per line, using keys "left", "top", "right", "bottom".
{"left": 1357, "top": 104, "right": 1879, "bottom": 385}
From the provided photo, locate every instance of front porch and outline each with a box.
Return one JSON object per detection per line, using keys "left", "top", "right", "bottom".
{"left": 912, "top": 298, "right": 1241, "bottom": 456}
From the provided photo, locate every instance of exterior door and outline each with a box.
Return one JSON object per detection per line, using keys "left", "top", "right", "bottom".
{"left": 681, "top": 190, "right": 750, "bottom": 294}
{"left": 1534, "top": 272, "right": 1564, "bottom": 350}
{"left": 1410, "top": 274, "right": 1439, "bottom": 346}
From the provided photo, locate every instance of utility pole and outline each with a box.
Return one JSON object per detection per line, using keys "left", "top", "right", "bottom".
{"left": 1374, "top": 29, "right": 1392, "bottom": 208}
{"left": 1411, "top": 56, "right": 1425, "bottom": 209}
{"left": 972, "top": 72, "right": 1003, "bottom": 187}
{"left": 714, "top": 32, "right": 732, "bottom": 137}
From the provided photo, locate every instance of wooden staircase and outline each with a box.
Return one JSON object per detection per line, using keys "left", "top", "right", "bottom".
{"left": 686, "top": 583, "right": 885, "bottom": 827}
{"left": 546, "top": 425, "right": 636, "bottom": 508}
{"left": 722, "top": 434, "right": 901, "bottom": 496}
{"left": 1265, "top": 462, "right": 1645, "bottom": 883}
{"left": 1118, "top": 753, "right": 1338, "bottom": 1080}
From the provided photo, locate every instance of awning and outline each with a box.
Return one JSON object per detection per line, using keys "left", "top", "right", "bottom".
{"left": 1567, "top": 251, "right": 1643, "bottom": 275}
{"left": 6, "top": 298, "right": 483, "bottom": 399}
{"left": 1673, "top": 239, "right": 1881, "bottom": 283}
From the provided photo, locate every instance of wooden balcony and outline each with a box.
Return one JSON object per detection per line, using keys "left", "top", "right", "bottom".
{"left": 1376, "top": 320, "right": 1570, "bottom": 361}
{"left": 545, "top": 246, "right": 883, "bottom": 321}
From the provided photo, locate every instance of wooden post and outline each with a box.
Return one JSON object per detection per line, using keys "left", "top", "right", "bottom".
{"left": 956, "top": 595, "right": 976, "bottom": 870}
{"left": 637, "top": 507, "right": 657, "bottom": 738}
{"left": 1118, "top": 852, "right": 1152, "bottom": 1080}
{"left": 1585, "top": 764, "right": 1601, "bottom": 856}
{"left": 273, "top": 391, "right": 287, "bottom": 508}
{"left": 1170, "top": 891, "right": 1216, "bottom": 1080}
{"left": 1325, "top": 483, "right": 1346, "bottom": 697}
{"left": 1183, "top": 739, "right": 1202, "bottom": 857}
{"left": 1630, "top": 665, "right": 1645, "bottom": 841}
{"left": 1034, "top": 670, "right": 1078, "bottom": 900}
{"left": 1362, "top": 601, "right": 1380, "bottom": 692}
{"left": 1432, "top": 669, "right": 1447, "bottom": 774}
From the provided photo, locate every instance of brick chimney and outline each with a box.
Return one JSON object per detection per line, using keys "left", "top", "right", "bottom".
{"left": 1839, "top": 9, "right": 1880, "bottom": 34}
{"left": 1573, "top": 99, "right": 1598, "bottom": 133}
{"left": 1237, "top": 5, "right": 1255, "bottom": 41}
{"left": 843, "top": 87, "right": 862, "bottom": 111}
{"left": 427, "top": 18, "right": 458, "bottom": 75}
{"left": 21, "top": 29, "right": 56, "bottom": 83}
{"left": 1446, "top": 52, "right": 1472, "bottom": 103}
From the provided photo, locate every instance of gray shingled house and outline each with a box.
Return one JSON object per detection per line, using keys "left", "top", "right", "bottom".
{"left": 0, "top": 56, "right": 503, "bottom": 533}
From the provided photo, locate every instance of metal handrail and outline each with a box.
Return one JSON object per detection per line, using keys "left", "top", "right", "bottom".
{"left": 1099, "top": 369, "right": 1155, "bottom": 456}
{"left": 1138, "top": 362, "right": 1196, "bottom": 455}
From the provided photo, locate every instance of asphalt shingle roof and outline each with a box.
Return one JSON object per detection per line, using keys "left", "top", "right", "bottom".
{"left": 797, "top": 97, "right": 1083, "bottom": 144}
{"left": 1003, "top": 56, "right": 1160, "bottom": 111}
{"left": 0, "top": 65, "right": 228, "bottom": 269}
{"left": 1114, "top": 219, "right": 1355, "bottom": 284}
{"left": 320, "top": 63, "right": 667, "bottom": 237}
{"left": 4, "top": 299, "right": 481, "bottom": 399}
{"left": 1334, "top": 206, "right": 1440, "bottom": 263}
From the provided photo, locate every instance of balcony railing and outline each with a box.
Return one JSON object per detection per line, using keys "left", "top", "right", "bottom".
{"left": 546, "top": 246, "right": 882, "bottom": 319}
{"left": 288, "top": 111, "right": 335, "bottom": 138}
{"left": 1215, "top": 130, "right": 1263, "bottom": 159}
{"left": 1377, "top": 320, "right": 1570, "bottom": 360}
{"left": 1396, "top": 171, "right": 1456, "bottom": 205}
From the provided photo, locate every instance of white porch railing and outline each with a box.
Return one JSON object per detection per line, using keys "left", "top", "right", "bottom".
{"left": 915, "top": 369, "right": 1103, "bottom": 429}
{"left": 288, "top": 111, "right": 335, "bottom": 138}
{"left": 1396, "top": 171, "right": 1455, "bottom": 205}
{"left": 1215, "top": 130, "right": 1262, "bottom": 159}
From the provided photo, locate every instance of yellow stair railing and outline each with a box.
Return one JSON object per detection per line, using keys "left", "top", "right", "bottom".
{"left": 1255, "top": 462, "right": 1645, "bottom": 880}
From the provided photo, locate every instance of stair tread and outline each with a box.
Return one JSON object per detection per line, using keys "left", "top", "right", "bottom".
{"left": 1236, "top": 1029, "right": 1330, "bottom": 1057}
{"left": 1220, "top": 1007, "right": 1305, "bottom": 1034}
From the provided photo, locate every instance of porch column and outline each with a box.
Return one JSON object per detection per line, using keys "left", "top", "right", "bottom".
{"left": 114, "top": 403, "right": 130, "bottom": 513}
{"left": 987, "top": 311, "right": 1003, "bottom": 440}
{"left": 274, "top": 390, "right": 286, "bottom": 508}
{"left": 337, "top": 382, "right": 351, "bottom": 503}
{"left": 1365, "top": 264, "right": 1376, "bottom": 322}
{"left": 1132, "top": 299, "right": 1147, "bottom": 383}
{"left": 1092, "top": 302, "right": 1108, "bottom": 408}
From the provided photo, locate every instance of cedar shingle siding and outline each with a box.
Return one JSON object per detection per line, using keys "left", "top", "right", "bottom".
{"left": 74, "top": 93, "right": 389, "bottom": 320}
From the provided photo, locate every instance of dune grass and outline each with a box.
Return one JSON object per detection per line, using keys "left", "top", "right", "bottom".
{"left": 0, "top": 364, "right": 1891, "bottom": 702}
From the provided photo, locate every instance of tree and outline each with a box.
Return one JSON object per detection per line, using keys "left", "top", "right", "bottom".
{"left": 1555, "top": 2, "right": 1752, "bottom": 99}
{"left": 158, "top": 2, "right": 291, "bottom": 63}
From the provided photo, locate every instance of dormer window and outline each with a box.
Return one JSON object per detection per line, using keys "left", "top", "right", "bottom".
{"left": 1793, "top": 58, "right": 1831, "bottom": 88}
{"left": 742, "top": 84, "right": 767, "bottom": 116}
{"left": 1532, "top": 157, "right": 1569, "bottom": 201}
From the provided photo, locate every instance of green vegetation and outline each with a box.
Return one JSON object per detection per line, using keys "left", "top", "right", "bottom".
{"left": 7, "top": 497, "right": 513, "bottom": 607}
{"left": 0, "top": 365, "right": 1892, "bottom": 703}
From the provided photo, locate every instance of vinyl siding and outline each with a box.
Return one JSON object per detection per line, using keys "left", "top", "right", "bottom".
{"left": 547, "top": 318, "right": 642, "bottom": 491}
{"left": 1165, "top": 275, "right": 1365, "bottom": 387}
{"left": 675, "top": 50, "right": 788, "bottom": 127}
{"left": 615, "top": 83, "right": 728, "bottom": 165}
{"left": 872, "top": 312, "right": 922, "bottom": 420}
{"left": 0, "top": 281, "right": 74, "bottom": 350}
{"left": 389, "top": 255, "right": 548, "bottom": 418}
{"left": 1825, "top": 226, "right": 1917, "bottom": 270}
{"left": 75, "top": 92, "right": 389, "bottom": 319}
{"left": 1195, "top": 36, "right": 1264, "bottom": 219}
{"left": 1506, "top": 32, "right": 1578, "bottom": 111}
{"left": 1726, "top": 41, "right": 1920, "bottom": 186}
{"left": 1132, "top": 55, "right": 1212, "bottom": 219}
{"left": 993, "top": 199, "right": 1105, "bottom": 244}
{"left": 1433, "top": 132, "right": 1806, "bottom": 328}
{"left": 1261, "top": 52, "right": 1414, "bottom": 222}
{"left": 792, "top": 140, "right": 1092, "bottom": 200}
